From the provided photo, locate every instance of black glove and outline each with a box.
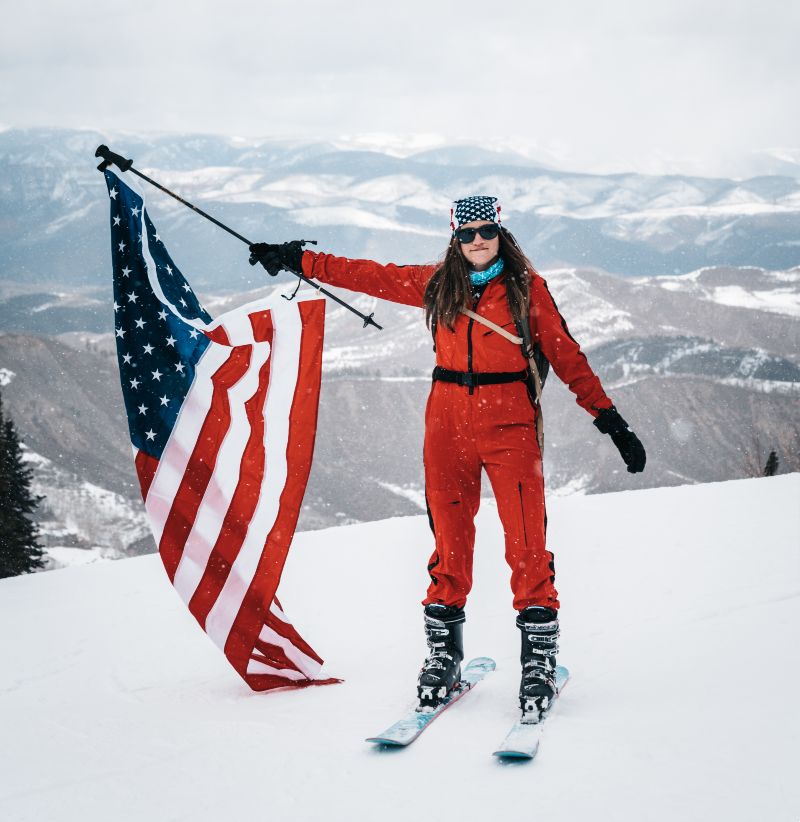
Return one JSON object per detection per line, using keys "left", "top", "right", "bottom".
{"left": 593, "top": 406, "right": 646, "bottom": 473}
{"left": 248, "top": 241, "right": 305, "bottom": 276}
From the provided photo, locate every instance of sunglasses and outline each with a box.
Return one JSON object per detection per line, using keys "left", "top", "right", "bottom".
{"left": 454, "top": 224, "right": 500, "bottom": 244}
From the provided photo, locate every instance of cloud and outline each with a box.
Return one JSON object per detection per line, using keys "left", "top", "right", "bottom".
{"left": 1, "top": 0, "right": 797, "bottom": 175}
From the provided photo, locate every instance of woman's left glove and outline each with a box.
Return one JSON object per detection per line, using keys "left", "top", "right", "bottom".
{"left": 593, "top": 406, "right": 646, "bottom": 473}
{"left": 248, "top": 241, "right": 305, "bottom": 276}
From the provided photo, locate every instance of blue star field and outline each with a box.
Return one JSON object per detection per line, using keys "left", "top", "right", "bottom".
{"left": 105, "top": 170, "right": 213, "bottom": 460}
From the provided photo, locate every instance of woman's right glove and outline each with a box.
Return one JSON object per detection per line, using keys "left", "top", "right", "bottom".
{"left": 593, "top": 406, "right": 646, "bottom": 473}
{"left": 248, "top": 241, "right": 305, "bottom": 276}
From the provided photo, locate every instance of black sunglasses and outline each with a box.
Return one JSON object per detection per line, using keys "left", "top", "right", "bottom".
{"left": 454, "top": 224, "right": 500, "bottom": 244}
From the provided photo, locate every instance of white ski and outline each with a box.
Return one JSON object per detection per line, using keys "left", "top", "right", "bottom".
{"left": 366, "top": 657, "right": 496, "bottom": 748}
{"left": 493, "top": 665, "right": 570, "bottom": 760}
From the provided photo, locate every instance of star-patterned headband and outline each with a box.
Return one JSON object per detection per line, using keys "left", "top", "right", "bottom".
{"left": 450, "top": 195, "right": 502, "bottom": 232}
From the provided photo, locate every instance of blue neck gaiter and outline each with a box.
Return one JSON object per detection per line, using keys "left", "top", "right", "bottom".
{"left": 469, "top": 256, "right": 505, "bottom": 286}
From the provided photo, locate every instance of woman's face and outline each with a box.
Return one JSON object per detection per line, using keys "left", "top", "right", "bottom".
{"left": 457, "top": 220, "right": 500, "bottom": 271}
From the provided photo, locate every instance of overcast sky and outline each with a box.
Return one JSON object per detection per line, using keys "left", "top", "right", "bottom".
{"left": 1, "top": 0, "right": 798, "bottom": 176}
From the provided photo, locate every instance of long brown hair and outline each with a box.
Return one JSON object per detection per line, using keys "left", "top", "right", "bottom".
{"left": 424, "top": 227, "right": 534, "bottom": 334}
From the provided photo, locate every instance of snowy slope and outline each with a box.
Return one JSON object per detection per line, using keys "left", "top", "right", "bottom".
{"left": 0, "top": 475, "right": 798, "bottom": 822}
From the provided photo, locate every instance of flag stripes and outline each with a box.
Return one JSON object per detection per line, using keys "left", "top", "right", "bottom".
{"left": 105, "top": 168, "right": 335, "bottom": 692}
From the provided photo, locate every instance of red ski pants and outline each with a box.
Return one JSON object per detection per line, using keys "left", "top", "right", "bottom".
{"left": 421, "top": 380, "right": 559, "bottom": 612}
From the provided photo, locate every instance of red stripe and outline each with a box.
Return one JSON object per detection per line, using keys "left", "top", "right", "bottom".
{"left": 251, "top": 639, "right": 305, "bottom": 673}
{"left": 205, "top": 326, "right": 230, "bottom": 345}
{"left": 134, "top": 449, "right": 159, "bottom": 501}
{"left": 226, "top": 300, "right": 326, "bottom": 687}
{"left": 264, "top": 606, "right": 324, "bottom": 666}
{"left": 246, "top": 674, "right": 341, "bottom": 693}
{"left": 249, "top": 309, "right": 275, "bottom": 343}
{"left": 158, "top": 346, "right": 252, "bottom": 581}
{"left": 186, "top": 340, "right": 273, "bottom": 627}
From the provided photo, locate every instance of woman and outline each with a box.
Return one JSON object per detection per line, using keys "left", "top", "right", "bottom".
{"left": 249, "top": 195, "right": 645, "bottom": 719}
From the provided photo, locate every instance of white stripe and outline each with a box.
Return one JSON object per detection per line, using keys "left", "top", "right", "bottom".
{"left": 145, "top": 343, "right": 231, "bottom": 543}
{"left": 246, "top": 624, "right": 322, "bottom": 679}
{"left": 270, "top": 600, "right": 290, "bottom": 623}
{"left": 171, "top": 336, "right": 272, "bottom": 605}
{"left": 205, "top": 300, "right": 303, "bottom": 651}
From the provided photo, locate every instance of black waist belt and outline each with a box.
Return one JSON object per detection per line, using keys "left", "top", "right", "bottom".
{"left": 432, "top": 366, "right": 528, "bottom": 388}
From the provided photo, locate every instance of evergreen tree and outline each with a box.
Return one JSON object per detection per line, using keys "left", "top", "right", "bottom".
{"left": 0, "top": 389, "right": 45, "bottom": 578}
{"left": 763, "top": 450, "right": 779, "bottom": 477}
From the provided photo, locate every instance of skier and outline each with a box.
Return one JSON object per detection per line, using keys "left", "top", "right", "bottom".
{"left": 249, "top": 196, "right": 646, "bottom": 719}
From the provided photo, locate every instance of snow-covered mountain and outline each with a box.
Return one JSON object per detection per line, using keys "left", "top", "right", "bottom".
{"left": 2, "top": 127, "right": 799, "bottom": 565}
{"left": 2, "top": 257, "right": 799, "bottom": 563}
{"left": 0, "top": 475, "right": 797, "bottom": 822}
{"left": 2, "top": 128, "right": 800, "bottom": 297}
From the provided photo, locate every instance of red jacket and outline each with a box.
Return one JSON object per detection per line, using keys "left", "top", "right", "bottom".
{"left": 301, "top": 252, "right": 612, "bottom": 416}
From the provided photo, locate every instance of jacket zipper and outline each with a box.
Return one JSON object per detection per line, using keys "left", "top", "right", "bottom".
{"left": 466, "top": 286, "right": 487, "bottom": 396}
{"left": 467, "top": 315, "right": 475, "bottom": 395}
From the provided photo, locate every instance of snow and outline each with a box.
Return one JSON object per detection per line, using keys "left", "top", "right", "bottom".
{"left": 543, "top": 268, "right": 635, "bottom": 346}
{"left": 290, "top": 205, "right": 441, "bottom": 236}
{"left": 0, "top": 367, "right": 15, "bottom": 386}
{"left": 710, "top": 285, "right": 800, "bottom": 316}
{"left": 0, "top": 475, "right": 798, "bottom": 822}
{"left": 641, "top": 266, "right": 800, "bottom": 318}
{"left": 44, "top": 546, "right": 116, "bottom": 568}
{"left": 21, "top": 448, "right": 150, "bottom": 560}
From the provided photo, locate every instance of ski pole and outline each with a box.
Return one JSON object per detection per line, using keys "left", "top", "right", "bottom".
{"left": 94, "top": 145, "right": 383, "bottom": 331}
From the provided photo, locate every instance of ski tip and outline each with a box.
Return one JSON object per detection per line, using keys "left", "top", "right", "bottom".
{"left": 555, "top": 664, "right": 569, "bottom": 678}
{"left": 493, "top": 749, "right": 535, "bottom": 760}
{"left": 366, "top": 737, "right": 407, "bottom": 747}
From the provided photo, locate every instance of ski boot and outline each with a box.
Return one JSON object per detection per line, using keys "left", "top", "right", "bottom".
{"left": 417, "top": 604, "right": 465, "bottom": 710}
{"left": 517, "top": 605, "right": 560, "bottom": 721}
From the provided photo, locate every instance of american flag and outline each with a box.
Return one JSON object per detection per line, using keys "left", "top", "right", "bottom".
{"left": 104, "top": 169, "right": 336, "bottom": 691}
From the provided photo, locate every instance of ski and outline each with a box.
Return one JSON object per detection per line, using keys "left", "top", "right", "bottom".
{"left": 366, "top": 657, "right": 496, "bottom": 748}
{"left": 493, "top": 665, "right": 570, "bottom": 760}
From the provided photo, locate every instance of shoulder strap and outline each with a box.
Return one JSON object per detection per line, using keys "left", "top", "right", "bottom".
{"left": 460, "top": 308, "right": 521, "bottom": 343}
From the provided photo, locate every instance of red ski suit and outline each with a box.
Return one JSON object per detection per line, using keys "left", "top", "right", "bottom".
{"left": 302, "top": 251, "right": 613, "bottom": 611}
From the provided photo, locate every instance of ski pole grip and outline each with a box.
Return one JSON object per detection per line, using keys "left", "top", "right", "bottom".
{"left": 95, "top": 145, "right": 134, "bottom": 173}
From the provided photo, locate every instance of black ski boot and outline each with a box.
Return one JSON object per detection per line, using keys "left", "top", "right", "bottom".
{"left": 417, "top": 604, "right": 465, "bottom": 709}
{"left": 517, "top": 606, "right": 560, "bottom": 721}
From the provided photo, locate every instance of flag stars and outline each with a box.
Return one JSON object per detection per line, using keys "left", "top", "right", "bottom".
{"left": 134, "top": 318, "right": 146, "bottom": 329}
{"left": 151, "top": 369, "right": 163, "bottom": 382}
{"left": 122, "top": 353, "right": 133, "bottom": 365}
{"left": 118, "top": 241, "right": 126, "bottom": 252}
{"left": 115, "top": 327, "right": 126, "bottom": 339}
{"left": 122, "top": 266, "right": 131, "bottom": 277}
{"left": 179, "top": 298, "right": 187, "bottom": 307}
{"left": 142, "top": 343, "right": 154, "bottom": 355}
{"left": 113, "top": 216, "right": 121, "bottom": 227}
{"left": 110, "top": 188, "right": 118, "bottom": 199}
{"left": 166, "top": 265, "right": 173, "bottom": 275}
{"left": 131, "top": 206, "right": 140, "bottom": 218}
{"left": 130, "top": 377, "right": 140, "bottom": 389}
{"left": 166, "top": 335, "right": 176, "bottom": 347}
{"left": 174, "top": 361, "right": 186, "bottom": 374}
{"left": 159, "top": 395, "right": 169, "bottom": 407}
{"left": 188, "top": 328, "right": 199, "bottom": 340}
{"left": 182, "top": 283, "right": 192, "bottom": 292}
{"left": 113, "top": 301, "right": 120, "bottom": 312}
{"left": 137, "top": 403, "right": 148, "bottom": 415}
{"left": 127, "top": 291, "right": 138, "bottom": 304}
{"left": 157, "top": 309, "right": 168, "bottom": 321}
{"left": 145, "top": 429, "right": 156, "bottom": 442}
